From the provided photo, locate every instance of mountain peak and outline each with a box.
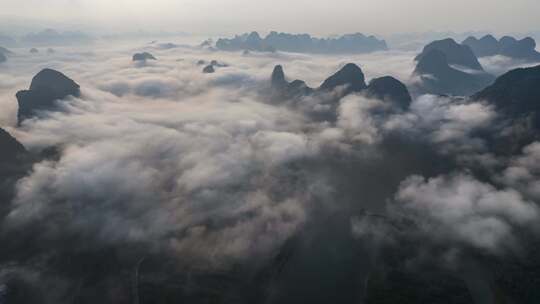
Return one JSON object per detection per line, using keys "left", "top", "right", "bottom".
{"left": 16, "top": 69, "right": 80, "bottom": 125}
{"left": 319, "top": 63, "right": 366, "bottom": 93}
{"left": 29, "top": 68, "right": 80, "bottom": 96}
{"left": 416, "top": 38, "right": 484, "bottom": 71}
{"left": 271, "top": 65, "right": 287, "bottom": 88}
{"left": 367, "top": 76, "right": 412, "bottom": 109}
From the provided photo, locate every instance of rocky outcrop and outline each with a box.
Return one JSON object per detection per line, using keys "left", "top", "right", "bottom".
{"left": 366, "top": 76, "right": 412, "bottom": 110}
{"left": 271, "top": 65, "right": 287, "bottom": 89}
{"left": 270, "top": 65, "right": 314, "bottom": 98}
{"left": 415, "top": 38, "right": 484, "bottom": 71}
{"left": 413, "top": 49, "right": 494, "bottom": 96}
{"left": 216, "top": 31, "right": 387, "bottom": 54}
{"left": 463, "top": 35, "right": 540, "bottom": 61}
{"left": 468, "top": 65, "right": 540, "bottom": 154}
{"left": 469, "top": 64, "right": 540, "bottom": 154}
{"left": 16, "top": 68, "right": 80, "bottom": 124}
{"left": 132, "top": 52, "right": 157, "bottom": 61}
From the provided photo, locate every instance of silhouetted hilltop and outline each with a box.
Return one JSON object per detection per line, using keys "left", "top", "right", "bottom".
{"left": 0, "top": 52, "right": 5, "bottom": 63}
{"left": 415, "top": 38, "right": 484, "bottom": 71}
{"left": 463, "top": 35, "right": 540, "bottom": 61}
{"left": 132, "top": 52, "right": 157, "bottom": 61}
{"left": 271, "top": 65, "right": 287, "bottom": 89}
{"left": 366, "top": 76, "right": 412, "bottom": 110}
{"left": 319, "top": 63, "right": 367, "bottom": 95}
{"left": 472, "top": 65, "right": 540, "bottom": 154}
{"left": 16, "top": 68, "right": 80, "bottom": 124}
{"left": 216, "top": 31, "right": 387, "bottom": 54}
{"left": 413, "top": 49, "right": 494, "bottom": 96}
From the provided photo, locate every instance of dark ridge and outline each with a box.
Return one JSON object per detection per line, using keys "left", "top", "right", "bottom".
{"left": 473, "top": 64, "right": 540, "bottom": 115}
{"left": 16, "top": 69, "right": 80, "bottom": 124}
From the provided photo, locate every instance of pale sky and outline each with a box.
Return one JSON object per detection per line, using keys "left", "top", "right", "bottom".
{"left": 1, "top": 0, "right": 540, "bottom": 35}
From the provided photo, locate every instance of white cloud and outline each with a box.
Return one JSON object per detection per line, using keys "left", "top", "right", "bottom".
{"left": 394, "top": 173, "right": 540, "bottom": 253}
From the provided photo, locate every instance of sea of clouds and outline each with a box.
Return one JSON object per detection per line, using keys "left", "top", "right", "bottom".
{"left": 1, "top": 37, "right": 540, "bottom": 302}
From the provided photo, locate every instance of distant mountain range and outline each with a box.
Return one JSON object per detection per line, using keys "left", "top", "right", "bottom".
{"left": 21, "top": 29, "right": 93, "bottom": 46}
{"left": 0, "top": 28, "right": 94, "bottom": 47}
{"left": 214, "top": 31, "right": 388, "bottom": 54}
{"left": 463, "top": 35, "right": 540, "bottom": 61}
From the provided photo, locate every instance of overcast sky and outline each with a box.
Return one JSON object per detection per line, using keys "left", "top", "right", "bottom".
{"left": 1, "top": 0, "right": 540, "bottom": 35}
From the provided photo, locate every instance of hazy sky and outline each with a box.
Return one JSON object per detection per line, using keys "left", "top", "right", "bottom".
{"left": 1, "top": 0, "right": 540, "bottom": 35}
